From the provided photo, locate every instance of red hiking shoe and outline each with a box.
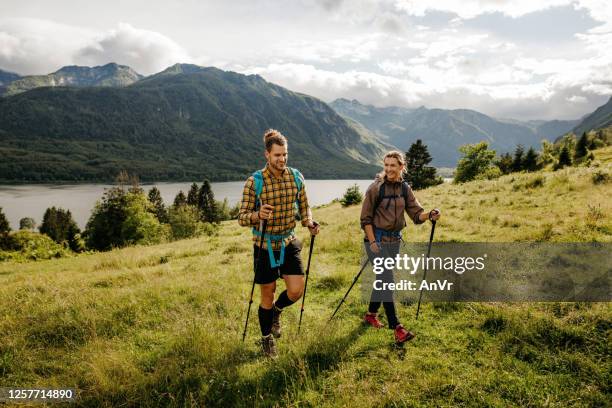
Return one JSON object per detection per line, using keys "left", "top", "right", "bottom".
{"left": 364, "top": 313, "right": 384, "bottom": 329}
{"left": 394, "top": 324, "right": 415, "bottom": 344}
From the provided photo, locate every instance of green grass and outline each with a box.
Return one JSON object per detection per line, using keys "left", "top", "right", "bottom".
{"left": 0, "top": 148, "right": 611, "bottom": 407}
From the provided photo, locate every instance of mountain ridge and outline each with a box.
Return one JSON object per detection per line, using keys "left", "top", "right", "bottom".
{"left": 0, "top": 63, "right": 143, "bottom": 96}
{"left": 0, "top": 64, "right": 384, "bottom": 182}
{"left": 330, "top": 98, "right": 580, "bottom": 166}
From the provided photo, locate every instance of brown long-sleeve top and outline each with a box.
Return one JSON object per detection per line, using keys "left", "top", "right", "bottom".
{"left": 360, "top": 175, "right": 425, "bottom": 234}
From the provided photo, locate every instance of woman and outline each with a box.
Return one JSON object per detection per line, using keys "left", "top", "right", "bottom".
{"left": 360, "top": 150, "right": 441, "bottom": 343}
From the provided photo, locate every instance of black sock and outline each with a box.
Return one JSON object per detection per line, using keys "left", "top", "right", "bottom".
{"left": 275, "top": 290, "right": 296, "bottom": 310}
{"left": 383, "top": 302, "right": 399, "bottom": 328}
{"left": 258, "top": 306, "right": 273, "bottom": 336}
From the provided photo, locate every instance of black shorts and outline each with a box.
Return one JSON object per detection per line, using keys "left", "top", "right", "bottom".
{"left": 253, "top": 239, "right": 304, "bottom": 284}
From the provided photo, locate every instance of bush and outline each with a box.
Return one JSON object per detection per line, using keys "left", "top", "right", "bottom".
{"left": 19, "top": 217, "right": 36, "bottom": 230}
{"left": 0, "top": 231, "right": 69, "bottom": 262}
{"left": 85, "top": 186, "right": 166, "bottom": 250}
{"left": 121, "top": 193, "right": 167, "bottom": 246}
{"left": 454, "top": 142, "right": 496, "bottom": 183}
{"left": 476, "top": 166, "right": 502, "bottom": 180}
{"left": 167, "top": 205, "right": 215, "bottom": 240}
{"left": 592, "top": 170, "right": 609, "bottom": 185}
{"left": 340, "top": 184, "right": 363, "bottom": 207}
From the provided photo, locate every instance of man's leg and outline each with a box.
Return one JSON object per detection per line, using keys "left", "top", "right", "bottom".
{"left": 280, "top": 274, "right": 304, "bottom": 304}
{"left": 258, "top": 281, "right": 276, "bottom": 336}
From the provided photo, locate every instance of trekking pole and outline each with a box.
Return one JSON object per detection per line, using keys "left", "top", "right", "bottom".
{"left": 242, "top": 217, "right": 268, "bottom": 342}
{"left": 298, "top": 221, "right": 318, "bottom": 334}
{"left": 416, "top": 220, "right": 436, "bottom": 320}
{"left": 329, "top": 257, "right": 370, "bottom": 321}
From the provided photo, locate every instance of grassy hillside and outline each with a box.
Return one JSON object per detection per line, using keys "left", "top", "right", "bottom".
{"left": 0, "top": 148, "right": 610, "bottom": 407}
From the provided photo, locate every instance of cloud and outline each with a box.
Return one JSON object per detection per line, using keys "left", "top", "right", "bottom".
{"left": 315, "top": 0, "right": 344, "bottom": 11}
{"left": 76, "top": 23, "right": 191, "bottom": 75}
{"left": 243, "top": 62, "right": 609, "bottom": 120}
{"left": 0, "top": 18, "right": 96, "bottom": 75}
{"left": 0, "top": 19, "right": 190, "bottom": 75}
{"left": 273, "top": 34, "right": 382, "bottom": 64}
{"left": 393, "top": 0, "right": 574, "bottom": 19}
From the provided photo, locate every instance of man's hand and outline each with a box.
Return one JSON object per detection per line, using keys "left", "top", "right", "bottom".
{"left": 258, "top": 204, "right": 274, "bottom": 220}
{"left": 307, "top": 221, "right": 320, "bottom": 236}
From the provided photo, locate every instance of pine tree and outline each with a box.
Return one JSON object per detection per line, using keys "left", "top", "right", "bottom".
{"left": 147, "top": 187, "right": 168, "bottom": 223}
{"left": 40, "top": 207, "right": 81, "bottom": 250}
{"left": 198, "top": 180, "right": 218, "bottom": 223}
{"left": 556, "top": 146, "right": 572, "bottom": 170}
{"left": 173, "top": 190, "right": 187, "bottom": 207}
{"left": 495, "top": 152, "right": 513, "bottom": 174}
{"left": 187, "top": 182, "right": 199, "bottom": 207}
{"left": 0, "top": 207, "right": 10, "bottom": 235}
{"left": 512, "top": 144, "right": 524, "bottom": 172}
{"left": 404, "top": 139, "right": 443, "bottom": 189}
{"left": 574, "top": 132, "right": 589, "bottom": 160}
{"left": 523, "top": 147, "right": 539, "bottom": 172}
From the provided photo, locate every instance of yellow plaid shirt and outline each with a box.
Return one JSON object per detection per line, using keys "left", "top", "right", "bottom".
{"left": 238, "top": 165, "right": 312, "bottom": 249}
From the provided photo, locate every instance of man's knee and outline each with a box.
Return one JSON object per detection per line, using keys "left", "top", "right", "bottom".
{"left": 287, "top": 288, "right": 303, "bottom": 301}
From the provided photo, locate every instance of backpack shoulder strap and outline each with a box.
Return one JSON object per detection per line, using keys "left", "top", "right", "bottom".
{"left": 288, "top": 167, "right": 303, "bottom": 192}
{"left": 373, "top": 182, "right": 386, "bottom": 214}
{"left": 402, "top": 181, "right": 409, "bottom": 206}
{"left": 252, "top": 170, "right": 264, "bottom": 209}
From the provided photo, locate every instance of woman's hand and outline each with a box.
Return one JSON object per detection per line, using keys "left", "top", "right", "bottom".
{"left": 429, "top": 208, "right": 441, "bottom": 222}
{"left": 369, "top": 241, "right": 381, "bottom": 254}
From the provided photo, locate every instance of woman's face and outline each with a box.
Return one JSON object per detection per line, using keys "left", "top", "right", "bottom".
{"left": 384, "top": 157, "right": 404, "bottom": 181}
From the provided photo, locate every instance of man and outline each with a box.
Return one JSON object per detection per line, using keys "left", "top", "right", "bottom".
{"left": 239, "top": 129, "right": 320, "bottom": 358}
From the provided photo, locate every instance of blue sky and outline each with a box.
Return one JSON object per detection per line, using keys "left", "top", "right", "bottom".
{"left": 0, "top": 0, "right": 610, "bottom": 120}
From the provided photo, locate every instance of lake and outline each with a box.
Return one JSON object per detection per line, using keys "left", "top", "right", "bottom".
{"left": 0, "top": 180, "right": 376, "bottom": 229}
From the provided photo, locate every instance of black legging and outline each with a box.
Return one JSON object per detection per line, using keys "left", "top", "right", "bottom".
{"left": 365, "top": 240, "right": 400, "bottom": 329}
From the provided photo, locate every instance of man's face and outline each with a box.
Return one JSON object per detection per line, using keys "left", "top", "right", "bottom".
{"left": 265, "top": 143, "right": 288, "bottom": 172}
{"left": 384, "top": 157, "right": 403, "bottom": 180}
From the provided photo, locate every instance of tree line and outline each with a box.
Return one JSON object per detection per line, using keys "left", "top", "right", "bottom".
{"left": 0, "top": 172, "right": 240, "bottom": 259}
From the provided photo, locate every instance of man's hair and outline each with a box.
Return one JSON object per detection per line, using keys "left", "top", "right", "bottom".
{"left": 378, "top": 150, "right": 407, "bottom": 179}
{"left": 263, "top": 129, "right": 287, "bottom": 152}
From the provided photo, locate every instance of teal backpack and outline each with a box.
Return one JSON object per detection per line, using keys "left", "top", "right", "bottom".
{"left": 252, "top": 167, "right": 304, "bottom": 268}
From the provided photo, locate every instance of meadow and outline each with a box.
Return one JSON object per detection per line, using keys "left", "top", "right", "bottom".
{"left": 0, "top": 147, "right": 610, "bottom": 407}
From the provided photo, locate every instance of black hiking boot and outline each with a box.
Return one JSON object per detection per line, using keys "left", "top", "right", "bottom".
{"left": 259, "top": 334, "right": 277, "bottom": 358}
{"left": 271, "top": 305, "right": 282, "bottom": 338}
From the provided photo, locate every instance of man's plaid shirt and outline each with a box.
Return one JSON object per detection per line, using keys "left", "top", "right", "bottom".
{"left": 238, "top": 165, "right": 312, "bottom": 250}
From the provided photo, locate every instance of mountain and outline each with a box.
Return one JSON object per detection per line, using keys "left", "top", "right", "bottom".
{"left": 0, "top": 69, "right": 21, "bottom": 87}
{"left": 330, "top": 99, "right": 579, "bottom": 167}
{"left": 0, "top": 64, "right": 384, "bottom": 182}
{"left": 0, "top": 69, "right": 22, "bottom": 95}
{"left": 1, "top": 63, "right": 143, "bottom": 96}
{"left": 572, "top": 96, "right": 612, "bottom": 136}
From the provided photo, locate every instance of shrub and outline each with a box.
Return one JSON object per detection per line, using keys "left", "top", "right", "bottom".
{"left": 0, "top": 231, "right": 69, "bottom": 261}
{"left": 168, "top": 205, "right": 212, "bottom": 240}
{"left": 340, "top": 184, "right": 363, "bottom": 207}
{"left": 592, "top": 170, "right": 609, "bottom": 185}
{"left": 85, "top": 186, "right": 165, "bottom": 250}
{"left": 19, "top": 217, "right": 36, "bottom": 230}
{"left": 454, "top": 142, "right": 496, "bottom": 183}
